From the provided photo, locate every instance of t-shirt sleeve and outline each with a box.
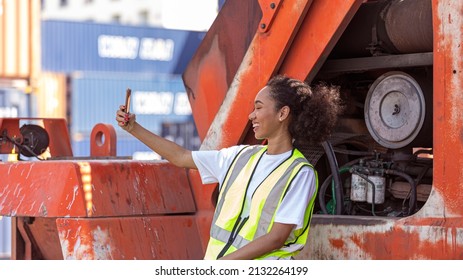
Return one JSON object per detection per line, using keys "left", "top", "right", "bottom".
{"left": 274, "top": 166, "right": 316, "bottom": 230}
{"left": 192, "top": 145, "right": 246, "bottom": 185}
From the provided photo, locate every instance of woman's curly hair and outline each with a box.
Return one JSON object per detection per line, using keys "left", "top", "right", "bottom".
{"left": 267, "top": 75, "right": 342, "bottom": 146}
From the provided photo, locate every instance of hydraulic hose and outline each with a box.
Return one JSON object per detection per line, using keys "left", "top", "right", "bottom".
{"left": 322, "top": 141, "right": 343, "bottom": 215}
{"left": 318, "top": 174, "right": 333, "bottom": 214}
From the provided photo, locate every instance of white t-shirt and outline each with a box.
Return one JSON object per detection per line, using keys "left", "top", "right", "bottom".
{"left": 192, "top": 145, "right": 316, "bottom": 230}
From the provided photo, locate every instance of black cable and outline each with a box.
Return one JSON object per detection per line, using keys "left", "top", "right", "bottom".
{"left": 322, "top": 141, "right": 343, "bottom": 215}
{"left": 318, "top": 174, "right": 333, "bottom": 214}
{"left": 5, "top": 135, "right": 44, "bottom": 161}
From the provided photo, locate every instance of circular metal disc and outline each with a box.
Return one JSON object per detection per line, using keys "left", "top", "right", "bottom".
{"left": 364, "top": 71, "right": 426, "bottom": 149}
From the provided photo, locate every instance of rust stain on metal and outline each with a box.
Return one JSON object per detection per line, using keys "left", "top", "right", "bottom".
{"left": 57, "top": 216, "right": 204, "bottom": 260}
{"left": 329, "top": 238, "right": 345, "bottom": 249}
{"left": 303, "top": 215, "right": 463, "bottom": 259}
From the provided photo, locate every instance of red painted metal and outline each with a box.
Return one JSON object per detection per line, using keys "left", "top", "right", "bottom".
{"left": 0, "top": 160, "right": 195, "bottom": 218}
{"left": 15, "top": 218, "right": 32, "bottom": 260}
{"left": 432, "top": 0, "right": 463, "bottom": 217}
{"left": 279, "top": 0, "right": 364, "bottom": 82}
{"left": 90, "top": 123, "right": 117, "bottom": 157}
{"left": 0, "top": 119, "right": 22, "bottom": 154}
{"left": 0, "top": 118, "right": 72, "bottom": 156}
{"left": 56, "top": 216, "right": 204, "bottom": 260}
{"left": 188, "top": 169, "right": 216, "bottom": 252}
{"left": 194, "top": 0, "right": 314, "bottom": 150}
{"left": 1, "top": 119, "right": 202, "bottom": 259}
{"left": 42, "top": 119, "right": 73, "bottom": 157}
{"left": 182, "top": 0, "right": 262, "bottom": 141}
{"left": 258, "top": 0, "right": 282, "bottom": 33}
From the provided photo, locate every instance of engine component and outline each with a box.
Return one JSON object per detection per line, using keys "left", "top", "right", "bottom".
{"left": 364, "top": 71, "right": 426, "bottom": 149}
{"left": 366, "top": 173, "right": 386, "bottom": 204}
{"left": 19, "top": 124, "right": 50, "bottom": 157}
{"left": 330, "top": 0, "right": 432, "bottom": 58}
{"left": 350, "top": 173, "right": 368, "bottom": 202}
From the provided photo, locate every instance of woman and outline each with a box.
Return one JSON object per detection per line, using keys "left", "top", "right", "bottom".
{"left": 116, "top": 75, "right": 342, "bottom": 259}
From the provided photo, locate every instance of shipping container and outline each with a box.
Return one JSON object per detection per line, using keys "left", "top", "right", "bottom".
{"left": 69, "top": 72, "right": 199, "bottom": 157}
{"left": 0, "top": 216, "right": 11, "bottom": 260}
{"left": 36, "top": 72, "right": 68, "bottom": 119}
{"left": 41, "top": 20, "right": 205, "bottom": 74}
{"left": 0, "top": 0, "right": 41, "bottom": 79}
{"left": 0, "top": 88, "right": 31, "bottom": 117}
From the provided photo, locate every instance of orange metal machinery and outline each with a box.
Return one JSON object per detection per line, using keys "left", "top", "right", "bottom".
{"left": 0, "top": 118, "right": 206, "bottom": 259}
{"left": 0, "top": 0, "right": 462, "bottom": 260}
{"left": 183, "top": 0, "right": 463, "bottom": 259}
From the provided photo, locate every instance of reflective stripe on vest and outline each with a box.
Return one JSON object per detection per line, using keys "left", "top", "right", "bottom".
{"left": 204, "top": 145, "right": 317, "bottom": 260}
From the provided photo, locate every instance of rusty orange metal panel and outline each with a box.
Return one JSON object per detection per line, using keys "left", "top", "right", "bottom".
{"left": 0, "top": 118, "right": 72, "bottom": 156}
{"left": 56, "top": 216, "right": 204, "bottom": 259}
{"left": 42, "top": 118, "right": 73, "bottom": 157}
{"left": 0, "top": 161, "right": 196, "bottom": 217}
{"left": 183, "top": 0, "right": 262, "bottom": 141}
{"left": 190, "top": 0, "right": 314, "bottom": 150}
{"left": 12, "top": 217, "right": 63, "bottom": 260}
{"left": 0, "top": 0, "right": 39, "bottom": 79}
{"left": 279, "top": 0, "right": 364, "bottom": 82}
{"left": 90, "top": 123, "right": 117, "bottom": 157}
{"left": 188, "top": 169, "right": 215, "bottom": 252}
{"left": 432, "top": 0, "right": 463, "bottom": 216}
{"left": 0, "top": 118, "right": 22, "bottom": 154}
{"left": 298, "top": 216, "right": 463, "bottom": 260}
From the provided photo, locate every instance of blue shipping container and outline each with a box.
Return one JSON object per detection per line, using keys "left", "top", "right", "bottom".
{"left": 70, "top": 72, "right": 200, "bottom": 157}
{"left": 41, "top": 20, "right": 205, "bottom": 74}
{"left": 0, "top": 88, "right": 30, "bottom": 118}
{"left": 0, "top": 217, "right": 11, "bottom": 259}
{"left": 72, "top": 121, "right": 200, "bottom": 158}
{"left": 70, "top": 72, "right": 193, "bottom": 134}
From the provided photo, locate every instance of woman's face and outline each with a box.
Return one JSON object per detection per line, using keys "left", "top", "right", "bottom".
{"left": 248, "top": 86, "right": 283, "bottom": 140}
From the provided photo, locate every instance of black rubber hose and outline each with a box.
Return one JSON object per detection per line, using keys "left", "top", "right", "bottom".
{"left": 322, "top": 141, "right": 343, "bottom": 215}
{"left": 318, "top": 174, "right": 333, "bottom": 214}
{"left": 386, "top": 169, "right": 417, "bottom": 215}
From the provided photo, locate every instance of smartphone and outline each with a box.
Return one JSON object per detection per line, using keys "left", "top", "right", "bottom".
{"left": 124, "top": 88, "right": 131, "bottom": 113}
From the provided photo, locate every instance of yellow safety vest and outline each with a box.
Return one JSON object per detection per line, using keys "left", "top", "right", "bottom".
{"left": 204, "top": 145, "right": 318, "bottom": 260}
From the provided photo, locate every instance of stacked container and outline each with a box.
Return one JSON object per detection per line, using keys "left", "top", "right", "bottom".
{"left": 40, "top": 20, "right": 205, "bottom": 157}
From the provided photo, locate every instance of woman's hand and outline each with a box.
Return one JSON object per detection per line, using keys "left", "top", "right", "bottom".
{"left": 218, "top": 222, "right": 295, "bottom": 260}
{"left": 116, "top": 105, "right": 136, "bottom": 132}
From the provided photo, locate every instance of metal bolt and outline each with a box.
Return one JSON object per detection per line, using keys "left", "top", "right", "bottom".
{"left": 261, "top": 23, "right": 266, "bottom": 29}
{"left": 270, "top": 3, "right": 276, "bottom": 9}
{"left": 392, "top": 104, "right": 400, "bottom": 115}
